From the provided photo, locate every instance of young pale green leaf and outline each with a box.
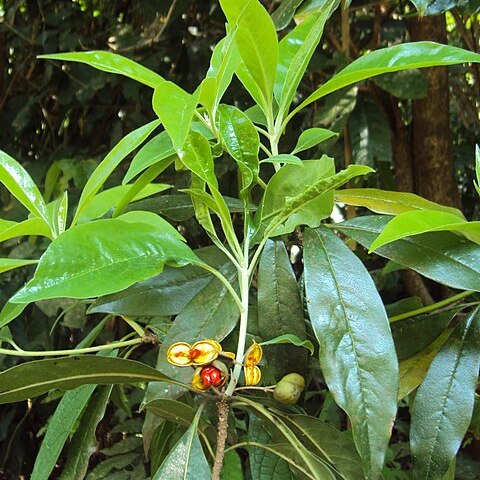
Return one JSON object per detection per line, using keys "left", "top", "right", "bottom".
{"left": 0, "top": 218, "right": 53, "bottom": 243}
{"left": 275, "top": 0, "right": 339, "bottom": 116}
{"left": 0, "top": 150, "right": 50, "bottom": 225}
{"left": 254, "top": 158, "right": 335, "bottom": 239}
{"left": 59, "top": 386, "right": 113, "bottom": 480}
{"left": 31, "top": 384, "right": 97, "bottom": 480}
{"left": 218, "top": 104, "right": 259, "bottom": 196}
{"left": 178, "top": 130, "right": 218, "bottom": 188}
{"left": 336, "top": 215, "right": 480, "bottom": 292}
{"left": 369, "top": 210, "right": 476, "bottom": 252}
{"left": 0, "top": 258, "right": 38, "bottom": 274}
{"left": 0, "top": 356, "right": 182, "bottom": 404}
{"left": 411, "top": 307, "right": 480, "bottom": 480}
{"left": 123, "top": 131, "right": 175, "bottom": 184}
{"left": 260, "top": 154, "right": 303, "bottom": 166}
{"left": 11, "top": 218, "right": 200, "bottom": 303}
{"left": 304, "top": 226, "right": 398, "bottom": 480}
{"left": 259, "top": 334, "right": 314, "bottom": 356}
{"left": 116, "top": 211, "right": 185, "bottom": 241}
{"left": 220, "top": 0, "right": 278, "bottom": 109}
{"left": 335, "top": 188, "right": 465, "bottom": 218}
{"left": 290, "top": 42, "right": 480, "bottom": 120}
{"left": 39, "top": 51, "right": 164, "bottom": 88}
{"left": 145, "top": 260, "right": 238, "bottom": 402}
{"left": 258, "top": 240, "right": 308, "bottom": 379}
{"left": 152, "top": 82, "right": 199, "bottom": 151}
{"left": 78, "top": 183, "right": 170, "bottom": 223}
{"left": 474, "top": 145, "right": 480, "bottom": 197}
{"left": 153, "top": 415, "right": 210, "bottom": 479}
{"left": 73, "top": 120, "right": 161, "bottom": 225}
{"left": 292, "top": 128, "right": 338, "bottom": 155}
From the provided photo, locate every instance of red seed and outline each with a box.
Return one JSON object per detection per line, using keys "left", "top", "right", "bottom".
{"left": 201, "top": 366, "right": 223, "bottom": 387}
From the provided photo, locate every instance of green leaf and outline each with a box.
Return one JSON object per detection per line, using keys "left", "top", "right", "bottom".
{"left": 260, "top": 154, "right": 303, "bottom": 166}
{"left": 178, "top": 130, "right": 218, "bottom": 188}
{"left": 474, "top": 145, "right": 480, "bottom": 197}
{"left": 77, "top": 183, "right": 171, "bottom": 223}
{"left": 0, "top": 218, "right": 53, "bottom": 243}
{"left": 89, "top": 246, "right": 227, "bottom": 317}
{"left": 146, "top": 260, "right": 238, "bottom": 401}
{"left": 60, "top": 386, "right": 113, "bottom": 480}
{"left": 291, "top": 128, "right": 338, "bottom": 155}
{"left": 123, "top": 131, "right": 175, "bottom": 184}
{"left": 31, "top": 384, "right": 97, "bottom": 480}
{"left": 369, "top": 210, "right": 479, "bottom": 252}
{"left": 0, "top": 258, "right": 38, "bottom": 274}
{"left": 0, "top": 302, "right": 27, "bottom": 329}
{"left": 145, "top": 399, "right": 197, "bottom": 427}
{"left": 221, "top": 451, "right": 243, "bottom": 480}
{"left": 254, "top": 158, "right": 335, "bottom": 239}
{"left": 271, "top": 0, "right": 303, "bottom": 29}
{"left": 303, "top": 226, "right": 398, "bottom": 480}
{"left": 275, "top": 0, "right": 338, "bottom": 116}
{"left": 335, "top": 188, "right": 465, "bottom": 218}
{"left": 291, "top": 42, "right": 480, "bottom": 119}
{"left": 260, "top": 334, "right": 314, "bottom": 356}
{"left": 39, "top": 51, "right": 164, "bottom": 88}
{"left": 0, "top": 356, "right": 182, "bottom": 404}
{"left": 218, "top": 104, "right": 259, "bottom": 196}
{"left": 73, "top": 120, "right": 161, "bottom": 225}
{"left": 0, "top": 150, "right": 50, "bottom": 225}
{"left": 411, "top": 307, "right": 480, "bottom": 480}
{"left": 153, "top": 414, "right": 210, "bottom": 479}
{"left": 258, "top": 239, "right": 308, "bottom": 379}
{"left": 48, "top": 191, "right": 68, "bottom": 236}
{"left": 11, "top": 218, "right": 200, "bottom": 303}
{"left": 373, "top": 69, "right": 428, "bottom": 100}
{"left": 336, "top": 215, "right": 480, "bottom": 291}
{"left": 152, "top": 82, "right": 199, "bottom": 151}
{"left": 220, "top": 0, "right": 278, "bottom": 109}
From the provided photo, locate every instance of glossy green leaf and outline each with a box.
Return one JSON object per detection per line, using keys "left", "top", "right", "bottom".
{"left": 59, "top": 386, "right": 113, "bottom": 480}
{"left": 31, "top": 383, "right": 97, "bottom": 480}
{"left": 145, "top": 399, "right": 197, "bottom": 427}
{"left": 0, "top": 258, "right": 38, "bottom": 274}
{"left": 336, "top": 215, "right": 480, "bottom": 292}
{"left": 335, "top": 188, "right": 465, "bottom": 218}
{"left": 89, "top": 246, "right": 226, "bottom": 317}
{"left": 291, "top": 128, "right": 338, "bottom": 155}
{"left": 39, "top": 51, "right": 164, "bottom": 88}
{"left": 411, "top": 307, "right": 480, "bottom": 480}
{"left": 304, "top": 226, "right": 398, "bottom": 480}
{"left": 0, "top": 356, "right": 182, "bottom": 404}
{"left": 258, "top": 239, "right": 308, "bottom": 379}
{"left": 369, "top": 210, "right": 478, "bottom": 252}
{"left": 153, "top": 415, "right": 210, "bottom": 479}
{"left": 398, "top": 329, "right": 454, "bottom": 400}
{"left": 260, "top": 334, "right": 314, "bottom": 356}
{"left": 220, "top": 0, "right": 278, "bottom": 108}
{"left": 260, "top": 154, "right": 303, "bottom": 166}
{"left": 255, "top": 158, "right": 335, "bottom": 239}
{"left": 123, "top": 131, "right": 175, "bottom": 184}
{"left": 152, "top": 82, "right": 199, "bottom": 151}
{"left": 291, "top": 42, "right": 480, "bottom": 119}
{"left": 0, "top": 302, "right": 27, "bottom": 329}
{"left": 73, "top": 120, "right": 161, "bottom": 225}
{"left": 48, "top": 191, "right": 68, "bottom": 236}
{"left": 0, "top": 217, "right": 53, "bottom": 242}
{"left": 145, "top": 260, "right": 238, "bottom": 401}
{"left": 0, "top": 150, "right": 50, "bottom": 224}
{"left": 11, "top": 218, "right": 200, "bottom": 303}
{"left": 275, "top": 0, "right": 338, "bottom": 115}
{"left": 77, "top": 183, "right": 170, "bottom": 223}
{"left": 178, "top": 130, "right": 218, "bottom": 188}
{"left": 271, "top": 0, "right": 303, "bottom": 29}
{"left": 218, "top": 104, "right": 259, "bottom": 196}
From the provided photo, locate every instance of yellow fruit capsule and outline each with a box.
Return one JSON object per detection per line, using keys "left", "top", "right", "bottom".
{"left": 244, "top": 365, "right": 262, "bottom": 386}
{"left": 166, "top": 339, "right": 221, "bottom": 367}
{"left": 243, "top": 341, "right": 263, "bottom": 386}
{"left": 191, "top": 360, "right": 228, "bottom": 392}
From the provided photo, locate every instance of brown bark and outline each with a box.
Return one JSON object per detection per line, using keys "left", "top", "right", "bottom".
{"left": 409, "top": 15, "right": 462, "bottom": 209}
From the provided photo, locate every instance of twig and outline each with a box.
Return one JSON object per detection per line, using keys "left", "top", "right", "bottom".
{"left": 212, "top": 398, "right": 229, "bottom": 480}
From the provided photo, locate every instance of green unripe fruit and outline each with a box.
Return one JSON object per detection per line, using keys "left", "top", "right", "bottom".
{"left": 273, "top": 373, "right": 305, "bottom": 405}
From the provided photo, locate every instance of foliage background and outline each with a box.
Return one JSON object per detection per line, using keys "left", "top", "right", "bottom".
{"left": 0, "top": 0, "right": 480, "bottom": 478}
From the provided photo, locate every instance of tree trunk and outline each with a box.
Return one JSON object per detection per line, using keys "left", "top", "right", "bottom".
{"left": 409, "top": 15, "right": 462, "bottom": 209}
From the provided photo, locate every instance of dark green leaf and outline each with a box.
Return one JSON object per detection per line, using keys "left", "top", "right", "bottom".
{"left": 411, "top": 308, "right": 480, "bottom": 480}
{"left": 271, "top": 0, "right": 303, "bottom": 29}
{"left": 145, "top": 399, "right": 197, "bottom": 427}
{"left": 303, "top": 226, "right": 398, "bottom": 479}
{"left": 0, "top": 356, "right": 182, "bottom": 404}
{"left": 258, "top": 239, "right": 307, "bottom": 379}
{"left": 221, "top": 451, "right": 243, "bottom": 480}
{"left": 336, "top": 215, "right": 480, "bottom": 292}
{"left": 373, "top": 70, "right": 428, "bottom": 99}
{"left": 11, "top": 218, "right": 200, "bottom": 303}
{"left": 39, "top": 51, "right": 164, "bottom": 88}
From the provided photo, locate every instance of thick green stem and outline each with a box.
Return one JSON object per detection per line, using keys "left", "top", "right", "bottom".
{"left": 389, "top": 290, "right": 475, "bottom": 323}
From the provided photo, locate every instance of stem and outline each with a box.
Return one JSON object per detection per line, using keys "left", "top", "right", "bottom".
{"left": 389, "top": 290, "right": 475, "bottom": 323}
{"left": 0, "top": 337, "right": 146, "bottom": 357}
{"left": 121, "top": 316, "right": 145, "bottom": 337}
{"left": 199, "top": 263, "right": 244, "bottom": 313}
{"left": 211, "top": 398, "right": 230, "bottom": 480}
